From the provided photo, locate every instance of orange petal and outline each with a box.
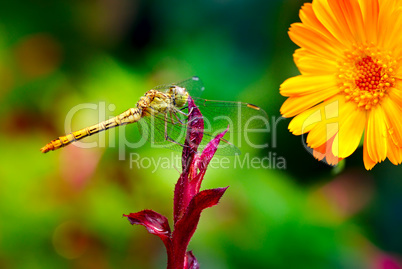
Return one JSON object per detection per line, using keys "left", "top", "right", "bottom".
{"left": 288, "top": 100, "right": 331, "bottom": 135}
{"left": 363, "top": 133, "right": 377, "bottom": 170}
{"left": 377, "top": 0, "right": 394, "bottom": 48}
{"left": 366, "top": 106, "right": 387, "bottom": 163}
{"left": 299, "top": 2, "right": 345, "bottom": 49}
{"left": 299, "top": 3, "right": 330, "bottom": 35}
{"left": 294, "top": 49, "right": 338, "bottom": 75}
{"left": 280, "top": 74, "right": 337, "bottom": 97}
{"left": 327, "top": 0, "right": 366, "bottom": 43}
{"left": 378, "top": 0, "right": 402, "bottom": 53}
{"left": 307, "top": 120, "right": 339, "bottom": 149}
{"left": 313, "top": 135, "right": 341, "bottom": 165}
{"left": 333, "top": 107, "right": 366, "bottom": 158}
{"left": 313, "top": 144, "right": 326, "bottom": 161}
{"left": 289, "top": 23, "right": 343, "bottom": 60}
{"left": 358, "top": 0, "right": 379, "bottom": 43}
{"left": 306, "top": 96, "right": 349, "bottom": 148}
{"left": 312, "top": 0, "right": 355, "bottom": 45}
{"left": 387, "top": 137, "right": 402, "bottom": 165}
{"left": 388, "top": 87, "right": 402, "bottom": 108}
{"left": 280, "top": 87, "right": 341, "bottom": 118}
{"left": 381, "top": 97, "right": 402, "bottom": 146}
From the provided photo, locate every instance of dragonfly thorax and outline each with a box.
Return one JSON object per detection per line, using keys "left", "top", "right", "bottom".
{"left": 143, "top": 91, "right": 171, "bottom": 116}
{"left": 169, "top": 86, "right": 189, "bottom": 108}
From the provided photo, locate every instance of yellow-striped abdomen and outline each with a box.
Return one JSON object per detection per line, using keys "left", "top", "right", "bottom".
{"left": 40, "top": 107, "right": 141, "bottom": 153}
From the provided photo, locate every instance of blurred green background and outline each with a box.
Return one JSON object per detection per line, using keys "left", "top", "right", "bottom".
{"left": 1, "top": 0, "right": 402, "bottom": 268}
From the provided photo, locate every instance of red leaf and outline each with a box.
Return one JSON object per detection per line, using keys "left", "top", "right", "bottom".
{"left": 175, "top": 127, "right": 230, "bottom": 223}
{"left": 184, "top": 187, "right": 228, "bottom": 222}
{"left": 182, "top": 97, "right": 204, "bottom": 170}
{"left": 184, "top": 251, "right": 199, "bottom": 269}
{"left": 124, "top": 210, "right": 171, "bottom": 248}
{"left": 175, "top": 97, "right": 205, "bottom": 223}
{"left": 185, "top": 128, "right": 230, "bottom": 204}
{"left": 198, "top": 127, "right": 229, "bottom": 173}
{"left": 172, "top": 187, "right": 228, "bottom": 267}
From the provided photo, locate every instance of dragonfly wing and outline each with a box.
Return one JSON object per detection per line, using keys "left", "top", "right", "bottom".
{"left": 174, "top": 76, "right": 205, "bottom": 98}
{"left": 152, "top": 77, "right": 267, "bottom": 134}
{"left": 198, "top": 132, "right": 241, "bottom": 156}
{"left": 154, "top": 76, "right": 205, "bottom": 98}
{"left": 137, "top": 112, "right": 188, "bottom": 152}
{"left": 138, "top": 110, "right": 240, "bottom": 155}
{"left": 192, "top": 97, "right": 268, "bottom": 134}
{"left": 170, "top": 108, "right": 241, "bottom": 155}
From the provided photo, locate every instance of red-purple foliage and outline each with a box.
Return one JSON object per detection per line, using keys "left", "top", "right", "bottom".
{"left": 124, "top": 97, "right": 229, "bottom": 269}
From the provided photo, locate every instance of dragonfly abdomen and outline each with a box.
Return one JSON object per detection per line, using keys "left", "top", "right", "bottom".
{"left": 40, "top": 107, "right": 142, "bottom": 153}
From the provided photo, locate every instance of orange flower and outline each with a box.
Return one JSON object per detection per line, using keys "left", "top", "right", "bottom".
{"left": 280, "top": 0, "right": 402, "bottom": 170}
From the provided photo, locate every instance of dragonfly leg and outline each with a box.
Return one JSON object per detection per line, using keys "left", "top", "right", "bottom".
{"left": 165, "top": 135, "right": 185, "bottom": 147}
{"left": 176, "top": 107, "right": 189, "bottom": 117}
{"left": 163, "top": 113, "right": 185, "bottom": 147}
{"left": 182, "top": 106, "right": 203, "bottom": 125}
{"left": 172, "top": 111, "right": 187, "bottom": 126}
{"left": 169, "top": 112, "right": 177, "bottom": 125}
{"left": 182, "top": 107, "right": 205, "bottom": 131}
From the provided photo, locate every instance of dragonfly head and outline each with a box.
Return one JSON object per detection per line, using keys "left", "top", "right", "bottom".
{"left": 170, "top": 86, "right": 189, "bottom": 108}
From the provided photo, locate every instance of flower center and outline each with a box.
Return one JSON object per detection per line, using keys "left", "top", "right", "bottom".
{"left": 338, "top": 45, "right": 397, "bottom": 110}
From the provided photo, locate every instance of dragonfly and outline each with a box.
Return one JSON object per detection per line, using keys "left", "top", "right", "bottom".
{"left": 40, "top": 76, "right": 268, "bottom": 155}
